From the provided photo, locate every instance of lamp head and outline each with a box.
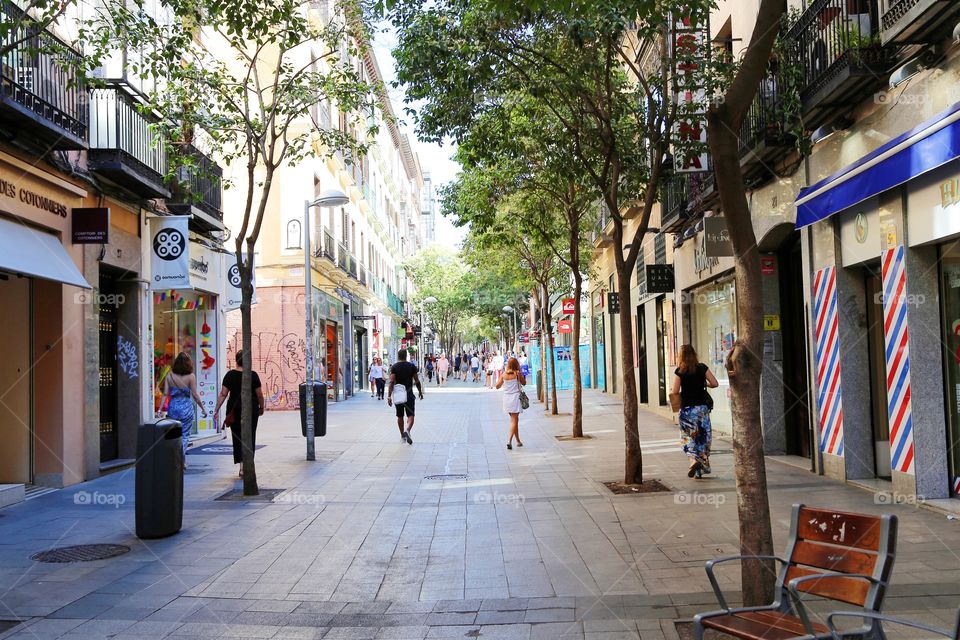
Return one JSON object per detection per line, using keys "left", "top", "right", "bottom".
{"left": 311, "top": 188, "right": 349, "bottom": 208}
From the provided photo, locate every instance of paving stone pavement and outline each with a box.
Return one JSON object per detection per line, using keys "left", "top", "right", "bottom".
{"left": 1, "top": 379, "right": 959, "bottom": 639}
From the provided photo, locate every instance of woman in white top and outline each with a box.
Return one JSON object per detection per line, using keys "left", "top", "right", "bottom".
{"left": 496, "top": 356, "right": 526, "bottom": 450}
{"left": 369, "top": 357, "right": 386, "bottom": 400}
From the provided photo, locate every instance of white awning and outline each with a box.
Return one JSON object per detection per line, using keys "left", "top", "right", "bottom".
{"left": 0, "top": 217, "right": 91, "bottom": 288}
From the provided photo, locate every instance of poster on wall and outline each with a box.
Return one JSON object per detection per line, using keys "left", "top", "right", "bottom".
{"left": 224, "top": 252, "right": 256, "bottom": 310}
{"left": 195, "top": 308, "right": 219, "bottom": 432}
{"left": 149, "top": 215, "right": 191, "bottom": 290}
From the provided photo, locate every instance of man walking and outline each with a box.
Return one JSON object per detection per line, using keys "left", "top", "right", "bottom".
{"left": 437, "top": 353, "right": 450, "bottom": 386}
{"left": 387, "top": 349, "right": 423, "bottom": 444}
{"left": 470, "top": 352, "right": 481, "bottom": 382}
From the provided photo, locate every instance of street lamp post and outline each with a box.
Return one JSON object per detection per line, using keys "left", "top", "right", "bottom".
{"left": 419, "top": 296, "right": 437, "bottom": 370}
{"left": 304, "top": 189, "right": 349, "bottom": 461}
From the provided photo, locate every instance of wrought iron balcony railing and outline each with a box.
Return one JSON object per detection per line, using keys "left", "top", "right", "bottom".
{"left": 88, "top": 82, "right": 169, "bottom": 198}
{"left": 168, "top": 144, "right": 223, "bottom": 220}
{"left": 880, "top": 0, "right": 960, "bottom": 45}
{"left": 0, "top": 2, "right": 87, "bottom": 149}
{"left": 320, "top": 229, "right": 336, "bottom": 261}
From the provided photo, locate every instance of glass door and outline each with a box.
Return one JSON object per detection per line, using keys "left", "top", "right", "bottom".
{"left": 939, "top": 242, "right": 960, "bottom": 495}
{"left": 865, "top": 270, "right": 891, "bottom": 478}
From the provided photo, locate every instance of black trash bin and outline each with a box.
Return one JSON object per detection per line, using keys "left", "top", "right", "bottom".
{"left": 135, "top": 419, "right": 184, "bottom": 539}
{"left": 299, "top": 382, "right": 327, "bottom": 437}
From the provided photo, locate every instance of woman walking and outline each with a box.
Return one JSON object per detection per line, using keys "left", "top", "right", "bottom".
{"left": 369, "top": 357, "right": 386, "bottom": 400}
{"left": 215, "top": 350, "right": 265, "bottom": 477}
{"left": 162, "top": 352, "right": 208, "bottom": 463}
{"left": 671, "top": 344, "right": 718, "bottom": 478}
{"left": 496, "top": 357, "right": 526, "bottom": 450}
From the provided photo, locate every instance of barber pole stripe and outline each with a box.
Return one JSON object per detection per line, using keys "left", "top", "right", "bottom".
{"left": 881, "top": 246, "right": 915, "bottom": 475}
{"left": 953, "top": 476, "right": 960, "bottom": 495}
{"left": 812, "top": 267, "right": 844, "bottom": 456}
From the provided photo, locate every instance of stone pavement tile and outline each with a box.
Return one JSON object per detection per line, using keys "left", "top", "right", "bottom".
{"left": 424, "top": 612, "right": 476, "bottom": 626}
{"left": 526, "top": 597, "right": 576, "bottom": 610}
{"left": 480, "top": 598, "right": 529, "bottom": 611}
{"left": 523, "top": 608, "right": 576, "bottom": 623}
{"left": 272, "top": 627, "right": 319, "bottom": 639}
{"left": 529, "top": 621, "right": 584, "bottom": 639}
{"left": 476, "top": 624, "right": 532, "bottom": 639}
{"left": 339, "top": 602, "right": 390, "bottom": 615}
{"left": 322, "top": 628, "right": 378, "bottom": 639}
{"left": 583, "top": 632, "right": 641, "bottom": 640}
{"left": 294, "top": 602, "right": 347, "bottom": 614}
{"left": 475, "top": 610, "right": 526, "bottom": 625}
{"left": 232, "top": 612, "right": 293, "bottom": 626}
{"left": 383, "top": 602, "right": 434, "bottom": 614}
{"left": 245, "top": 600, "right": 301, "bottom": 614}
{"left": 432, "top": 599, "right": 481, "bottom": 612}
{"left": 220, "top": 623, "right": 281, "bottom": 638}
{"left": 424, "top": 625, "right": 480, "bottom": 638}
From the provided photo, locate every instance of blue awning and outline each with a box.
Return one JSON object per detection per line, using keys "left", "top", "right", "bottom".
{"left": 796, "top": 101, "right": 960, "bottom": 228}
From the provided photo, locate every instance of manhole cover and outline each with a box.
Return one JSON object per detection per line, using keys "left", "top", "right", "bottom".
{"left": 424, "top": 474, "right": 467, "bottom": 480}
{"left": 31, "top": 544, "right": 130, "bottom": 563}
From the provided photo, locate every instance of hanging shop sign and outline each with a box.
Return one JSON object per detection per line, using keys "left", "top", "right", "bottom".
{"left": 149, "top": 215, "right": 190, "bottom": 290}
{"left": 646, "top": 264, "right": 675, "bottom": 294}
{"left": 704, "top": 217, "right": 733, "bottom": 257}
{"left": 562, "top": 297, "right": 576, "bottom": 314}
{"left": 607, "top": 292, "right": 621, "bottom": 314}
{"left": 224, "top": 252, "right": 255, "bottom": 310}
{"left": 671, "top": 7, "right": 711, "bottom": 173}
{"left": 557, "top": 319, "right": 573, "bottom": 334}
{"left": 189, "top": 241, "right": 222, "bottom": 292}
{"left": 71, "top": 207, "right": 110, "bottom": 244}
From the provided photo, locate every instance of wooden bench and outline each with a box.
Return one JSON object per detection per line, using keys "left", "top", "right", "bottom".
{"left": 827, "top": 610, "right": 960, "bottom": 639}
{"left": 693, "top": 504, "right": 898, "bottom": 640}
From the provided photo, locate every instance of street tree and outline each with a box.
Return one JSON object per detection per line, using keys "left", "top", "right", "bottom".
{"left": 387, "top": 0, "right": 709, "bottom": 484}
{"left": 108, "top": 0, "right": 375, "bottom": 495}
{"left": 404, "top": 244, "right": 472, "bottom": 356}
{"left": 705, "top": 0, "right": 786, "bottom": 605}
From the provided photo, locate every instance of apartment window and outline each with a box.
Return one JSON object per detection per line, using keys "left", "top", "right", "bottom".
{"left": 341, "top": 208, "right": 349, "bottom": 246}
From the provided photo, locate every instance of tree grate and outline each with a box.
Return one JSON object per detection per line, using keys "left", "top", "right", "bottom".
{"left": 31, "top": 544, "right": 130, "bottom": 563}
{"left": 424, "top": 474, "right": 467, "bottom": 480}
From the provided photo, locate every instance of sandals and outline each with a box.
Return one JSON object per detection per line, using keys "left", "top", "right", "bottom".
{"left": 687, "top": 460, "right": 702, "bottom": 478}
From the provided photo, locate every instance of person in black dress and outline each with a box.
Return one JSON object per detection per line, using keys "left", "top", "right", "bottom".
{"left": 214, "top": 350, "right": 264, "bottom": 476}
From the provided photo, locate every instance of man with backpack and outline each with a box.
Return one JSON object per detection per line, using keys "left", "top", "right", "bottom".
{"left": 387, "top": 349, "right": 423, "bottom": 444}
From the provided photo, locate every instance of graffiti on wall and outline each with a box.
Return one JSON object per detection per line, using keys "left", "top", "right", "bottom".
{"left": 117, "top": 335, "right": 139, "bottom": 379}
{"left": 226, "top": 330, "right": 306, "bottom": 410}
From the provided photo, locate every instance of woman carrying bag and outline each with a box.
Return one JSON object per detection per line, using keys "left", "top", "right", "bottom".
{"left": 670, "top": 344, "right": 719, "bottom": 479}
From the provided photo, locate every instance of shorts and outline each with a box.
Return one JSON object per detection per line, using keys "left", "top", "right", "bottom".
{"left": 471, "top": 367, "right": 479, "bottom": 374}
{"left": 395, "top": 396, "right": 415, "bottom": 418}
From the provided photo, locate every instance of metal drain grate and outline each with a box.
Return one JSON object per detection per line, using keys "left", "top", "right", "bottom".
{"left": 424, "top": 474, "right": 467, "bottom": 480}
{"left": 31, "top": 544, "right": 130, "bottom": 563}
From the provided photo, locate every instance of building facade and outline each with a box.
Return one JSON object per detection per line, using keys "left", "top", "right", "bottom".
{"left": 590, "top": 0, "right": 960, "bottom": 502}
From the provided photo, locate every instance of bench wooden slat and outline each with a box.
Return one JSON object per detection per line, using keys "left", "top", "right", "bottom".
{"left": 796, "top": 506, "right": 882, "bottom": 551}
{"left": 790, "top": 539, "right": 878, "bottom": 574}
{"left": 702, "top": 611, "right": 830, "bottom": 640}
{"left": 785, "top": 565, "right": 870, "bottom": 606}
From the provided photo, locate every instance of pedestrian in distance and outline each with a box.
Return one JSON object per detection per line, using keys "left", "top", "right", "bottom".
{"left": 485, "top": 355, "right": 495, "bottom": 389}
{"left": 470, "top": 352, "right": 481, "bottom": 382}
{"left": 161, "top": 352, "right": 208, "bottom": 465}
{"left": 369, "top": 357, "right": 386, "bottom": 400}
{"left": 497, "top": 356, "right": 526, "bottom": 450}
{"left": 492, "top": 351, "right": 505, "bottom": 385}
{"left": 437, "top": 353, "right": 450, "bottom": 386}
{"left": 368, "top": 358, "right": 378, "bottom": 398}
{"left": 387, "top": 348, "right": 423, "bottom": 444}
{"left": 214, "top": 350, "right": 265, "bottom": 477}
{"left": 670, "top": 344, "right": 718, "bottom": 479}
{"left": 425, "top": 355, "right": 434, "bottom": 383}
{"left": 453, "top": 353, "right": 462, "bottom": 380}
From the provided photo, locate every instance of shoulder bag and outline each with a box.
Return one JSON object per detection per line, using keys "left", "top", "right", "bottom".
{"left": 392, "top": 383, "right": 408, "bottom": 405}
{"left": 518, "top": 379, "right": 530, "bottom": 410}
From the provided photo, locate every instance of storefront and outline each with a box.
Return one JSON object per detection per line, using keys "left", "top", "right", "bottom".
{"left": 151, "top": 237, "right": 225, "bottom": 440}
{"left": 311, "top": 290, "right": 344, "bottom": 401}
{"left": 687, "top": 277, "right": 736, "bottom": 435}
{"left": 0, "top": 152, "right": 91, "bottom": 489}
{"left": 795, "top": 101, "right": 960, "bottom": 499}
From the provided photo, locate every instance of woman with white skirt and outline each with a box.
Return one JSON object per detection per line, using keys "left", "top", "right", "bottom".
{"left": 496, "top": 356, "right": 527, "bottom": 450}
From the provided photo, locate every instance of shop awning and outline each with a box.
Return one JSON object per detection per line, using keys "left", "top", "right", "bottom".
{"left": 796, "top": 101, "right": 960, "bottom": 228}
{"left": 0, "top": 217, "right": 91, "bottom": 288}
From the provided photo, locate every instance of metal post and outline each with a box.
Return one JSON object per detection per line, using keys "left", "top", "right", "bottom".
{"left": 303, "top": 200, "right": 316, "bottom": 462}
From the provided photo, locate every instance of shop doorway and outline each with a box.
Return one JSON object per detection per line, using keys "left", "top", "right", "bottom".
{"left": 636, "top": 305, "right": 649, "bottom": 404}
{"left": 778, "top": 236, "right": 813, "bottom": 459}
{"left": 355, "top": 327, "right": 366, "bottom": 392}
{"left": 865, "top": 270, "right": 892, "bottom": 479}
{"left": 938, "top": 242, "right": 960, "bottom": 496}
{"left": 656, "top": 298, "right": 667, "bottom": 406}
{"left": 0, "top": 275, "right": 32, "bottom": 484}
{"left": 99, "top": 271, "right": 119, "bottom": 462}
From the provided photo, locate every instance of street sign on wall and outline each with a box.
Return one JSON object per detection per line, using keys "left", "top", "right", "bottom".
{"left": 704, "top": 217, "right": 733, "bottom": 257}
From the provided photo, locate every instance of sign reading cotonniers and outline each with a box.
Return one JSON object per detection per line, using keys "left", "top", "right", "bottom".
{"left": 149, "top": 216, "right": 190, "bottom": 290}
{"left": 72, "top": 207, "right": 110, "bottom": 244}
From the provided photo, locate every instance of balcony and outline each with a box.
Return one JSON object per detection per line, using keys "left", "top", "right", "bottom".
{"left": 880, "top": 0, "right": 960, "bottom": 45}
{"left": 387, "top": 287, "right": 404, "bottom": 316}
{"left": 739, "top": 74, "right": 796, "bottom": 187}
{"left": 0, "top": 3, "right": 87, "bottom": 150}
{"left": 347, "top": 254, "right": 358, "bottom": 280}
{"left": 316, "top": 229, "right": 336, "bottom": 262}
{"left": 661, "top": 175, "right": 692, "bottom": 233}
{"left": 337, "top": 243, "right": 348, "bottom": 273}
{"left": 88, "top": 82, "right": 169, "bottom": 199}
{"left": 788, "top": 0, "right": 895, "bottom": 130}
{"left": 359, "top": 264, "right": 367, "bottom": 287}
{"left": 167, "top": 145, "right": 223, "bottom": 228}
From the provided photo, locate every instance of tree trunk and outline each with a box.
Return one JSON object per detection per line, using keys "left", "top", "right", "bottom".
{"left": 571, "top": 275, "right": 584, "bottom": 437}
{"left": 239, "top": 251, "right": 259, "bottom": 496}
{"left": 540, "top": 285, "right": 549, "bottom": 407}
{"left": 616, "top": 268, "right": 642, "bottom": 484}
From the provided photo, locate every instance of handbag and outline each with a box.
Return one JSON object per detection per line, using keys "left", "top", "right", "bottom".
{"left": 704, "top": 390, "right": 714, "bottom": 412}
{"left": 224, "top": 408, "right": 236, "bottom": 427}
{"left": 392, "top": 384, "right": 408, "bottom": 405}
{"left": 668, "top": 392, "right": 681, "bottom": 413}
{"left": 518, "top": 384, "right": 530, "bottom": 410}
